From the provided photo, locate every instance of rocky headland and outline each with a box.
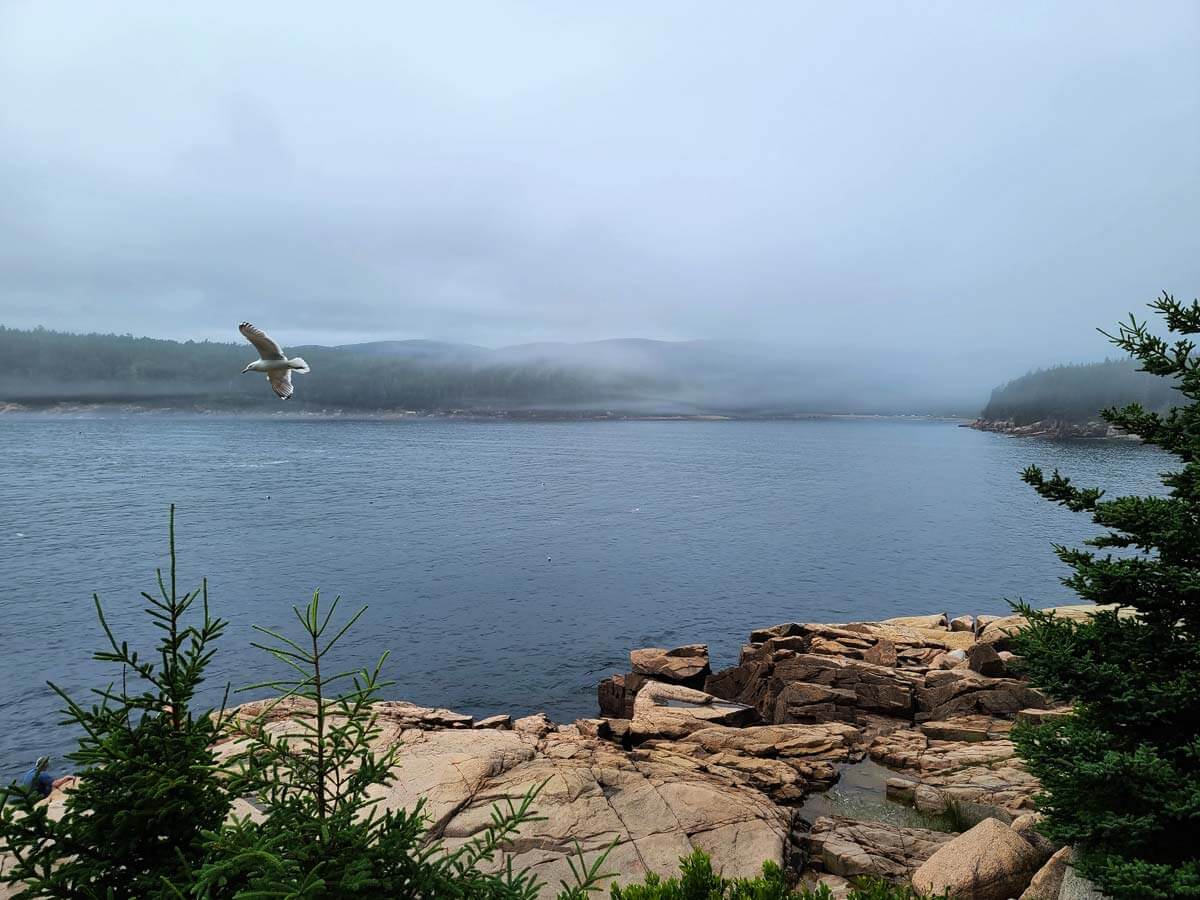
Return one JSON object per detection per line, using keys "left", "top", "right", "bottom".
{"left": 12, "top": 606, "right": 1122, "bottom": 899}
{"left": 965, "top": 418, "right": 1129, "bottom": 440}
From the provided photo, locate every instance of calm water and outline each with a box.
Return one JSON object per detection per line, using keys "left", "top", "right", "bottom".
{"left": 0, "top": 415, "right": 1168, "bottom": 778}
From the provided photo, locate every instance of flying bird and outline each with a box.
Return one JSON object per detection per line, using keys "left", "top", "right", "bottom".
{"left": 239, "top": 322, "right": 310, "bottom": 399}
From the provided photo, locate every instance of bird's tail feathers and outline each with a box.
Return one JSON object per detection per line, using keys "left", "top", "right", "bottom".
{"left": 288, "top": 357, "right": 311, "bottom": 374}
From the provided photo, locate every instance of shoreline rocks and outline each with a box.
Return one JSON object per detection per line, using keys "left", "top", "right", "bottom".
{"left": 912, "top": 817, "right": 1041, "bottom": 900}
{"left": 965, "top": 418, "right": 1129, "bottom": 440}
{"left": 14, "top": 605, "right": 1099, "bottom": 898}
{"left": 587, "top": 606, "right": 1106, "bottom": 895}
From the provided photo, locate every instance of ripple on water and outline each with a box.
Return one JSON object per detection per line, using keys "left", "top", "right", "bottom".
{"left": 0, "top": 416, "right": 1169, "bottom": 778}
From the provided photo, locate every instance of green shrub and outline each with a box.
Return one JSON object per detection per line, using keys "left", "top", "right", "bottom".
{"left": 1011, "top": 293, "right": 1200, "bottom": 898}
{"left": 610, "top": 849, "right": 942, "bottom": 900}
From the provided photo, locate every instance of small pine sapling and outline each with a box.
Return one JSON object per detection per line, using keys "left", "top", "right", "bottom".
{"left": 0, "top": 505, "right": 231, "bottom": 899}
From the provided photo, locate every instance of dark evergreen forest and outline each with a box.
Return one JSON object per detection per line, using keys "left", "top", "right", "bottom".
{"left": 0, "top": 326, "right": 672, "bottom": 412}
{"left": 980, "top": 359, "right": 1176, "bottom": 424}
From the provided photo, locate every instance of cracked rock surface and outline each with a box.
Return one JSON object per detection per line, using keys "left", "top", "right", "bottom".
{"left": 6, "top": 608, "right": 1092, "bottom": 898}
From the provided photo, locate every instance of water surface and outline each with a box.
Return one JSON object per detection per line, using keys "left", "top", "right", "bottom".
{"left": 0, "top": 416, "right": 1167, "bottom": 777}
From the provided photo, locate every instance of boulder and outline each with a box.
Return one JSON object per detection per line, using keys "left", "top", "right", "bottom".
{"left": 916, "top": 669, "right": 1047, "bottom": 722}
{"left": 911, "top": 817, "right": 1040, "bottom": 900}
{"left": 1019, "top": 846, "right": 1071, "bottom": 900}
{"left": 936, "top": 649, "right": 968, "bottom": 670}
{"left": 749, "top": 622, "right": 804, "bottom": 642}
{"left": 923, "top": 765, "right": 1037, "bottom": 818}
{"left": 1057, "top": 865, "right": 1112, "bottom": 899}
{"left": 903, "top": 646, "right": 950, "bottom": 668}
{"left": 773, "top": 680, "right": 860, "bottom": 724}
{"left": 1011, "top": 813, "right": 1058, "bottom": 867}
{"left": 574, "top": 718, "right": 609, "bottom": 738}
{"left": 967, "top": 642, "right": 1007, "bottom": 678}
{"left": 771, "top": 654, "right": 920, "bottom": 719}
{"left": 977, "top": 604, "right": 1133, "bottom": 650}
{"left": 630, "top": 644, "right": 710, "bottom": 686}
{"left": 513, "top": 713, "right": 554, "bottom": 736}
{"left": 803, "top": 815, "right": 953, "bottom": 881}
{"left": 885, "top": 777, "right": 917, "bottom": 804}
{"left": 863, "top": 638, "right": 897, "bottom": 667}
{"left": 949, "top": 615, "right": 974, "bottom": 632}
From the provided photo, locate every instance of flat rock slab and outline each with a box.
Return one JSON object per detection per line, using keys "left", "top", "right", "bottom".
{"left": 7, "top": 702, "right": 795, "bottom": 900}
{"left": 379, "top": 727, "right": 791, "bottom": 893}
{"left": 228, "top": 698, "right": 791, "bottom": 893}
{"left": 643, "top": 721, "right": 861, "bottom": 802}
{"left": 630, "top": 681, "right": 757, "bottom": 740}
{"left": 919, "top": 715, "right": 1014, "bottom": 743}
{"left": 803, "top": 815, "right": 954, "bottom": 880}
{"left": 870, "top": 726, "right": 1038, "bottom": 816}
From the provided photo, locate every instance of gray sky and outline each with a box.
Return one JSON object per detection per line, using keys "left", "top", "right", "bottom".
{"left": 1, "top": 1, "right": 1198, "bottom": 394}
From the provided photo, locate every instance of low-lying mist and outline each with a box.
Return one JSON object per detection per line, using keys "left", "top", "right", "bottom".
{"left": 0, "top": 325, "right": 986, "bottom": 416}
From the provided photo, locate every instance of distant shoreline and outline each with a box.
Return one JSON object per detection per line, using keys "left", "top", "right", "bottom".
{"left": 0, "top": 401, "right": 970, "bottom": 423}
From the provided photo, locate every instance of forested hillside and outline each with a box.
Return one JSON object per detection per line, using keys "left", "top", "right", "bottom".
{"left": 0, "top": 326, "right": 671, "bottom": 412}
{"left": 979, "top": 358, "right": 1176, "bottom": 425}
{"left": 0, "top": 325, "right": 995, "bottom": 415}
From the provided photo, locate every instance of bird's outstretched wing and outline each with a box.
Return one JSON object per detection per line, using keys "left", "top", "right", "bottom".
{"left": 239, "top": 322, "right": 285, "bottom": 360}
{"left": 267, "top": 369, "right": 294, "bottom": 400}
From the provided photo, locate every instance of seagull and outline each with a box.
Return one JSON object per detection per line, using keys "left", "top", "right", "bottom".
{"left": 239, "top": 322, "right": 310, "bottom": 400}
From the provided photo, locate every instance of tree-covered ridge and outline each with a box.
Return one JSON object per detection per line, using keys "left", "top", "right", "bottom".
{"left": 0, "top": 325, "right": 673, "bottom": 412}
{"left": 980, "top": 358, "right": 1175, "bottom": 425}
{"left": 0, "top": 324, "right": 975, "bottom": 416}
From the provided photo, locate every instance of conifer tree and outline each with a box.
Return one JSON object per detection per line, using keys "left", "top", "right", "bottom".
{"left": 1011, "top": 293, "right": 1200, "bottom": 898}
{"left": 0, "top": 506, "right": 231, "bottom": 898}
